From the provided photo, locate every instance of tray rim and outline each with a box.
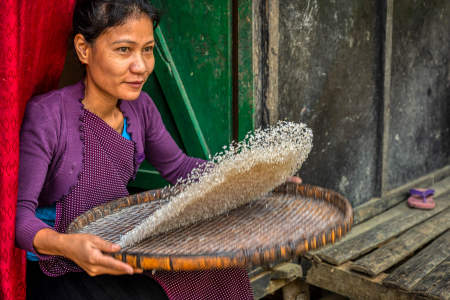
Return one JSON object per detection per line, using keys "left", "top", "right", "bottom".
{"left": 68, "top": 183, "right": 353, "bottom": 271}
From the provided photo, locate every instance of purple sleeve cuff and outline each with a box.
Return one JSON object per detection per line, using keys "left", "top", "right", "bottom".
{"left": 15, "top": 204, "right": 54, "bottom": 260}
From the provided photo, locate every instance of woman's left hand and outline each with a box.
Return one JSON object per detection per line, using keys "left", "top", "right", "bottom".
{"left": 286, "top": 176, "right": 302, "bottom": 184}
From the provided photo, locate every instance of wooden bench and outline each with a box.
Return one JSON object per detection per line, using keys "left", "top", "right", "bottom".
{"left": 304, "top": 170, "right": 450, "bottom": 300}
{"left": 251, "top": 167, "right": 450, "bottom": 300}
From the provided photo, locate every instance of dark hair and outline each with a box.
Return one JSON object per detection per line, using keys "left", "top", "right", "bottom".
{"left": 73, "top": 0, "right": 160, "bottom": 44}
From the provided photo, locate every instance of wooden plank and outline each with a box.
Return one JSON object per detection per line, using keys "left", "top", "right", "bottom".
{"left": 153, "top": 27, "right": 211, "bottom": 158}
{"left": 251, "top": 270, "right": 273, "bottom": 300}
{"left": 310, "top": 175, "right": 450, "bottom": 261}
{"left": 305, "top": 261, "right": 413, "bottom": 300}
{"left": 308, "top": 199, "right": 407, "bottom": 261}
{"left": 317, "top": 193, "right": 450, "bottom": 265}
{"left": 380, "top": 0, "right": 394, "bottom": 197}
{"left": 354, "top": 168, "right": 450, "bottom": 224}
{"left": 271, "top": 263, "right": 302, "bottom": 280}
{"left": 248, "top": 266, "right": 265, "bottom": 278}
{"left": 250, "top": 263, "right": 303, "bottom": 300}
{"left": 383, "top": 230, "right": 450, "bottom": 291}
{"left": 237, "top": 0, "right": 254, "bottom": 141}
{"left": 252, "top": 277, "right": 298, "bottom": 299}
{"left": 412, "top": 256, "right": 450, "bottom": 300}
{"left": 351, "top": 208, "right": 450, "bottom": 276}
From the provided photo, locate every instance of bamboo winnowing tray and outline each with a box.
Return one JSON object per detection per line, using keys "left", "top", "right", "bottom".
{"left": 68, "top": 183, "right": 353, "bottom": 271}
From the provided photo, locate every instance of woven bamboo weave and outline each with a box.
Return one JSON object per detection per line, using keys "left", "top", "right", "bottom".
{"left": 68, "top": 183, "right": 353, "bottom": 271}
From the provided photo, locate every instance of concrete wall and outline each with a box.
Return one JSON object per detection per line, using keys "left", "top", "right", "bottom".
{"left": 253, "top": 0, "right": 449, "bottom": 207}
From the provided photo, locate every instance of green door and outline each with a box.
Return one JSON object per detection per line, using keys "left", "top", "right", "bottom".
{"left": 129, "top": 0, "right": 253, "bottom": 190}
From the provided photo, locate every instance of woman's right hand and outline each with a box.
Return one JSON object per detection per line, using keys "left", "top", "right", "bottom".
{"left": 61, "top": 233, "right": 143, "bottom": 276}
{"left": 33, "top": 228, "right": 143, "bottom": 276}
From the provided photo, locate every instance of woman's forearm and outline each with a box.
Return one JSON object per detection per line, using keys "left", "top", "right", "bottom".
{"left": 33, "top": 228, "right": 67, "bottom": 257}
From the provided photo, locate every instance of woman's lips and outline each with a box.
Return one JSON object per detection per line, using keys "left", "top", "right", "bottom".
{"left": 125, "top": 81, "right": 144, "bottom": 89}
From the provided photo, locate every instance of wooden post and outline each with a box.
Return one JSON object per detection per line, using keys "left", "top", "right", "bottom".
{"left": 282, "top": 279, "right": 310, "bottom": 300}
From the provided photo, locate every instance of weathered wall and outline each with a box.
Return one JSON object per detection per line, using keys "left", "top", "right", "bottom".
{"left": 278, "top": 0, "right": 382, "bottom": 207}
{"left": 386, "top": 0, "right": 450, "bottom": 190}
{"left": 254, "top": 0, "right": 449, "bottom": 207}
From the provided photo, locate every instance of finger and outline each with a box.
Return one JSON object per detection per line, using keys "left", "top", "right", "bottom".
{"left": 88, "top": 265, "right": 134, "bottom": 276}
{"left": 91, "top": 236, "right": 121, "bottom": 253}
{"left": 94, "top": 252, "right": 134, "bottom": 274}
{"left": 287, "top": 176, "right": 302, "bottom": 184}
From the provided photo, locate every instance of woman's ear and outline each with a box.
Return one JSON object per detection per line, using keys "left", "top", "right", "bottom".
{"left": 74, "top": 33, "right": 90, "bottom": 64}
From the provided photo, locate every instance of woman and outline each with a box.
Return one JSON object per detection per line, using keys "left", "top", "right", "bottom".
{"left": 16, "top": 0, "right": 255, "bottom": 299}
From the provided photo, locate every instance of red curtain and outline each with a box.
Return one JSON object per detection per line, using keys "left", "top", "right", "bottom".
{"left": 0, "top": 1, "right": 75, "bottom": 299}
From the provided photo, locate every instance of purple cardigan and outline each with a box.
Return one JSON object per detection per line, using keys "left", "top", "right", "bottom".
{"left": 16, "top": 81, "right": 205, "bottom": 255}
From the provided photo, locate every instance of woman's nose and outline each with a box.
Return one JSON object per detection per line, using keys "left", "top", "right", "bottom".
{"left": 130, "top": 54, "right": 147, "bottom": 74}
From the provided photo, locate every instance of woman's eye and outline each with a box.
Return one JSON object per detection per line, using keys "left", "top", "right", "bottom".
{"left": 143, "top": 46, "right": 153, "bottom": 53}
{"left": 118, "top": 47, "right": 129, "bottom": 53}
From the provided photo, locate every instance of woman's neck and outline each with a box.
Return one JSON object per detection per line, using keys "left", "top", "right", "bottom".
{"left": 82, "top": 77, "right": 124, "bottom": 133}
{"left": 82, "top": 78, "right": 120, "bottom": 119}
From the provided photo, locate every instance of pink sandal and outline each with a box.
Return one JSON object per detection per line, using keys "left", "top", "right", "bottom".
{"left": 407, "top": 188, "right": 435, "bottom": 209}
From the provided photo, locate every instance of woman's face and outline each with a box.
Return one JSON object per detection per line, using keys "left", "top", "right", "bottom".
{"left": 80, "top": 14, "right": 155, "bottom": 101}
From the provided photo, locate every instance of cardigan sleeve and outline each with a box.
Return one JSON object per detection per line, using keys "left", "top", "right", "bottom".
{"left": 142, "top": 94, "right": 207, "bottom": 185}
{"left": 15, "top": 100, "right": 59, "bottom": 255}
